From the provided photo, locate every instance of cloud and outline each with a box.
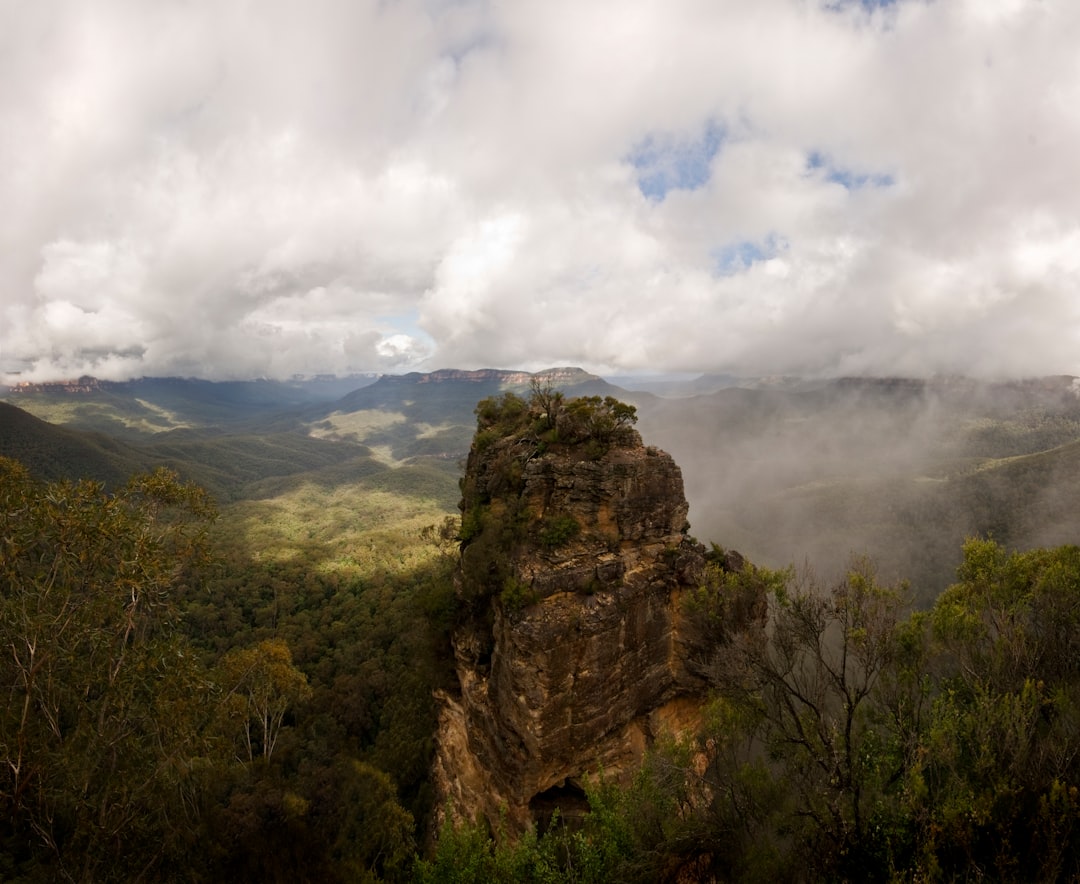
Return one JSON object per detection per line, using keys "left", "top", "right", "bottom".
{"left": 1, "top": 0, "right": 1079, "bottom": 381}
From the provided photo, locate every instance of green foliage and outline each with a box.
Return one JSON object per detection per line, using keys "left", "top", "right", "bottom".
{"left": 560, "top": 396, "right": 638, "bottom": 448}
{"left": 470, "top": 389, "right": 638, "bottom": 457}
{"left": 500, "top": 576, "right": 539, "bottom": 613}
{"left": 912, "top": 540, "right": 1080, "bottom": 880}
{"left": 684, "top": 557, "right": 789, "bottom": 631}
{"left": 331, "top": 761, "right": 417, "bottom": 882}
{"left": 0, "top": 458, "right": 219, "bottom": 881}
{"left": 474, "top": 392, "right": 530, "bottom": 438}
{"left": 414, "top": 816, "right": 497, "bottom": 884}
{"left": 0, "top": 444, "right": 459, "bottom": 880}
{"left": 457, "top": 501, "right": 528, "bottom": 607}
{"left": 217, "top": 638, "right": 313, "bottom": 763}
{"left": 459, "top": 506, "right": 483, "bottom": 543}
{"left": 418, "top": 801, "right": 632, "bottom": 884}
{"left": 538, "top": 514, "right": 580, "bottom": 549}
{"left": 420, "top": 515, "right": 462, "bottom": 559}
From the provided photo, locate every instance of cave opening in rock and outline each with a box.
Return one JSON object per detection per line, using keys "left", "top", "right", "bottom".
{"left": 528, "top": 780, "right": 591, "bottom": 836}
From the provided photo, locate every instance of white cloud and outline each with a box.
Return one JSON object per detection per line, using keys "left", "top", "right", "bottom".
{"left": 2, "top": 0, "right": 1080, "bottom": 381}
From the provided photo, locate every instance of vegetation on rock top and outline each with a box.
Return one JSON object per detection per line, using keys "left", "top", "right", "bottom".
{"left": 456, "top": 381, "right": 641, "bottom": 612}
{"left": 472, "top": 378, "right": 639, "bottom": 457}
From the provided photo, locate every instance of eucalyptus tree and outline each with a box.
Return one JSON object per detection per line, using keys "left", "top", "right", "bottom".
{"left": 0, "top": 458, "right": 218, "bottom": 882}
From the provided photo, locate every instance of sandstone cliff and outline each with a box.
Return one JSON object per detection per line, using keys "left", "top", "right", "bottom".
{"left": 431, "top": 393, "right": 762, "bottom": 835}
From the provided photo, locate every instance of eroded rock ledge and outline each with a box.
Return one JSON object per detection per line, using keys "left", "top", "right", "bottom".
{"left": 432, "top": 394, "right": 759, "bottom": 836}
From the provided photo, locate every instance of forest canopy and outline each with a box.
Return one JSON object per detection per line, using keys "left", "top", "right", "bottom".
{"left": 5, "top": 409, "right": 1080, "bottom": 880}
{"left": 0, "top": 459, "right": 218, "bottom": 880}
{"left": 0, "top": 459, "right": 430, "bottom": 882}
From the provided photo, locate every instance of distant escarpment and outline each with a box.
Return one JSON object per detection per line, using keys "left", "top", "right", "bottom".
{"left": 432, "top": 389, "right": 764, "bottom": 835}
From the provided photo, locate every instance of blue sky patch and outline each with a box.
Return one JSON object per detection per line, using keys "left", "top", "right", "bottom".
{"left": 807, "top": 151, "right": 894, "bottom": 190}
{"left": 711, "top": 234, "right": 787, "bottom": 276}
{"left": 628, "top": 121, "right": 725, "bottom": 202}
{"left": 377, "top": 310, "right": 434, "bottom": 342}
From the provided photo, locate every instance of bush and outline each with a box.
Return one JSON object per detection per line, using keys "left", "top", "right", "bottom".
{"left": 474, "top": 393, "right": 529, "bottom": 435}
{"left": 560, "top": 396, "right": 637, "bottom": 446}
{"left": 500, "top": 576, "right": 538, "bottom": 612}
{"left": 539, "top": 514, "right": 580, "bottom": 549}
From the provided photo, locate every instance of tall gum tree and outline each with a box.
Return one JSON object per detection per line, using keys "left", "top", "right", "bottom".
{"left": 0, "top": 458, "right": 218, "bottom": 882}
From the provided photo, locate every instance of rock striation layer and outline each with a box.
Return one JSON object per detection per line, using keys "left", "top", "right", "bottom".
{"left": 432, "top": 400, "right": 759, "bottom": 835}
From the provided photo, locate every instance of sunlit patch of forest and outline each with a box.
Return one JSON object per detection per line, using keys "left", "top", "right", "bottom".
{"left": 0, "top": 449, "right": 461, "bottom": 882}
{"left": 307, "top": 408, "right": 409, "bottom": 443}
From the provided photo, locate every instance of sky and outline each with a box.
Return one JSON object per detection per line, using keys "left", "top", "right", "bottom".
{"left": 1, "top": 0, "right": 1079, "bottom": 382}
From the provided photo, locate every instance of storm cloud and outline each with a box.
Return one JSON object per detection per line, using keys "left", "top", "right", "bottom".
{"left": 2, "top": 0, "right": 1078, "bottom": 381}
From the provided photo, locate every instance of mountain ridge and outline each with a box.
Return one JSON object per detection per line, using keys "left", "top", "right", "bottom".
{"left": 6, "top": 367, "right": 1080, "bottom": 598}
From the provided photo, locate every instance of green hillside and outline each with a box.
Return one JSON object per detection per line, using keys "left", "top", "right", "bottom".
{"left": 0, "top": 401, "right": 154, "bottom": 486}
{"left": 140, "top": 430, "right": 379, "bottom": 501}
{"left": 2, "top": 374, "right": 377, "bottom": 438}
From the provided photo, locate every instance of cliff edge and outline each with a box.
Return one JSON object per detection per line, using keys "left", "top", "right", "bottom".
{"left": 431, "top": 390, "right": 761, "bottom": 835}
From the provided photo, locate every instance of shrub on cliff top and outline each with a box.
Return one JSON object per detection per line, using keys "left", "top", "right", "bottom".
{"left": 560, "top": 396, "right": 638, "bottom": 448}
{"left": 472, "top": 387, "right": 638, "bottom": 453}
{"left": 475, "top": 391, "right": 531, "bottom": 436}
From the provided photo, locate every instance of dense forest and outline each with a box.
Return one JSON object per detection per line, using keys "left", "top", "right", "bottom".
{"left": 6, "top": 455, "right": 1080, "bottom": 882}
{"left": 0, "top": 457, "right": 455, "bottom": 882}
{"left": 4, "top": 373, "right": 1080, "bottom": 881}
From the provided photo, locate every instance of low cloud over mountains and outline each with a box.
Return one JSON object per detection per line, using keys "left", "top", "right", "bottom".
{"left": 3, "top": 0, "right": 1079, "bottom": 382}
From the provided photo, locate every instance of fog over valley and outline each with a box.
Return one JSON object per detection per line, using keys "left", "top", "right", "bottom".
{"left": 634, "top": 375, "right": 1080, "bottom": 598}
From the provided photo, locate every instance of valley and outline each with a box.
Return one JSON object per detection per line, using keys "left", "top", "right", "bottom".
{"left": 7, "top": 367, "right": 1080, "bottom": 606}
{"left": 4, "top": 367, "right": 1080, "bottom": 880}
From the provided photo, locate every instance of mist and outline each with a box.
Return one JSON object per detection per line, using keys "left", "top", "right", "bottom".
{"left": 634, "top": 376, "right": 1080, "bottom": 601}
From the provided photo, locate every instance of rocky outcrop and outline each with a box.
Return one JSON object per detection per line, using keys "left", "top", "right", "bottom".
{"left": 6, "top": 375, "right": 112, "bottom": 395}
{"left": 410, "top": 367, "right": 597, "bottom": 387}
{"left": 432, "top": 399, "right": 761, "bottom": 835}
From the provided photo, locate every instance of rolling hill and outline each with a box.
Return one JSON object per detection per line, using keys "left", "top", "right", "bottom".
{"left": 1, "top": 374, "right": 378, "bottom": 438}
{"left": 0, "top": 401, "right": 155, "bottom": 486}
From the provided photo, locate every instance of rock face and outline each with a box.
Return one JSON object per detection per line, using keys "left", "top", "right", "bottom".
{"left": 432, "top": 404, "right": 758, "bottom": 835}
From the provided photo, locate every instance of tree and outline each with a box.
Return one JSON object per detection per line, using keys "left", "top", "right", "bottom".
{"left": 329, "top": 761, "right": 416, "bottom": 882}
{"left": 0, "top": 458, "right": 218, "bottom": 881}
{"left": 560, "top": 396, "right": 638, "bottom": 448}
{"left": 217, "top": 638, "right": 312, "bottom": 763}
{"left": 913, "top": 540, "right": 1080, "bottom": 880}
{"left": 528, "top": 377, "right": 564, "bottom": 432}
{"left": 714, "top": 560, "right": 909, "bottom": 880}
